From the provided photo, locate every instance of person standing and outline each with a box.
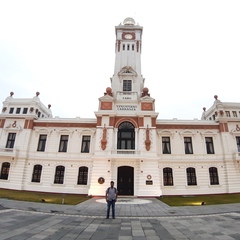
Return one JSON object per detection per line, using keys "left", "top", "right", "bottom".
{"left": 105, "top": 181, "right": 118, "bottom": 219}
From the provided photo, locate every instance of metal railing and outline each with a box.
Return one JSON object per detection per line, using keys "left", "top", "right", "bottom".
{"left": 111, "top": 149, "right": 140, "bottom": 155}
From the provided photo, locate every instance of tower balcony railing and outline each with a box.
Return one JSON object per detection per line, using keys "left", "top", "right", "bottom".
{"left": 111, "top": 149, "right": 140, "bottom": 155}
{"left": 116, "top": 91, "right": 138, "bottom": 101}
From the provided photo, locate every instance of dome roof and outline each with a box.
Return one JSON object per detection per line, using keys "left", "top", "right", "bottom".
{"left": 123, "top": 17, "right": 135, "bottom": 25}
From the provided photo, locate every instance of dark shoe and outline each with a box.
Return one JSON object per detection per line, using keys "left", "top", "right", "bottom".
{"left": 112, "top": 217, "right": 115, "bottom": 219}
{"left": 106, "top": 217, "right": 109, "bottom": 219}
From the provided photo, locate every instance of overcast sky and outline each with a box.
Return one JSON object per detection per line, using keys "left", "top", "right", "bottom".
{"left": 0, "top": 0, "right": 240, "bottom": 120}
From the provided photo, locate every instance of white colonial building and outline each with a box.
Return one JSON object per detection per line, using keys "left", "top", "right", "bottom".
{"left": 0, "top": 18, "right": 240, "bottom": 197}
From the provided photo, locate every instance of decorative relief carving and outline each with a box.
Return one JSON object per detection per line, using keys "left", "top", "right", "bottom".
{"left": 141, "top": 103, "right": 153, "bottom": 111}
{"left": 145, "top": 126, "right": 151, "bottom": 151}
{"left": 101, "top": 125, "right": 107, "bottom": 150}
{"left": 12, "top": 121, "right": 16, "bottom": 128}
{"left": 4, "top": 121, "right": 22, "bottom": 132}
{"left": 98, "top": 177, "right": 105, "bottom": 184}
{"left": 101, "top": 102, "right": 112, "bottom": 110}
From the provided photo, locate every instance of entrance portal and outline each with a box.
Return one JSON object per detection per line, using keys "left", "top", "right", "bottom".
{"left": 117, "top": 166, "right": 134, "bottom": 195}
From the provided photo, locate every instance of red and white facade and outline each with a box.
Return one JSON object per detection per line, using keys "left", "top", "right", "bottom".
{"left": 0, "top": 18, "right": 240, "bottom": 197}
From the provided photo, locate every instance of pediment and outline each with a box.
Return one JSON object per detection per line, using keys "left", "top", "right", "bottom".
{"left": 99, "top": 94, "right": 114, "bottom": 101}
{"left": 141, "top": 95, "right": 155, "bottom": 102}
{"left": 118, "top": 66, "right": 137, "bottom": 76}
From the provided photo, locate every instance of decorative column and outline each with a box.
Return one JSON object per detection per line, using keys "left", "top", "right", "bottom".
{"left": 135, "top": 128, "right": 139, "bottom": 151}
{"left": 114, "top": 128, "right": 118, "bottom": 152}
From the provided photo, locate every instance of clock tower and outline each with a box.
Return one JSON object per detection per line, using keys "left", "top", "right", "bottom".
{"left": 91, "top": 18, "right": 160, "bottom": 197}
{"left": 112, "top": 17, "right": 144, "bottom": 98}
{"left": 96, "top": 17, "right": 158, "bottom": 117}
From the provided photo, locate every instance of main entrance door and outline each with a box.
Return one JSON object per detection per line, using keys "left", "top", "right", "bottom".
{"left": 117, "top": 166, "right": 134, "bottom": 195}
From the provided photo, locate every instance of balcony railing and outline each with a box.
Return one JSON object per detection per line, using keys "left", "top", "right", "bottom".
{"left": 116, "top": 91, "right": 138, "bottom": 101}
{"left": 0, "top": 147, "right": 19, "bottom": 157}
{"left": 111, "top": 149, "right": 140, "bottom": 155}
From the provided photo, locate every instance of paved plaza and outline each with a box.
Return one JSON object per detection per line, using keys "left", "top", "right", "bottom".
{"left": 0, "top": 197, "right": 240, "bottom": 239}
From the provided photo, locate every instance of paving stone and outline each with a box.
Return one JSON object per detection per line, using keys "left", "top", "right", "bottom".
{"left": 0, "top": 198, "right": 240, "bottom": 239}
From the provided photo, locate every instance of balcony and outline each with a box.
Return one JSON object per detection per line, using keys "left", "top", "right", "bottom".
{"left": 0, "top": 147, "right": 19, "bottom": 157}
{"left": 111, "top": 149, "right": 140, "bottom": 155}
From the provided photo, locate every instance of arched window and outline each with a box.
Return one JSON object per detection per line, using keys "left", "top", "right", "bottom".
{"left": 209, "top": 167, "right": 219, "bottom": 185}
{"left": 54, "top": 165, "right": 65, "bottom": 184}
{"left": 163, "top": 167, "right": 173, "bottom": 186}
{"left": 31, "top": 164, "right": 42, "bottom": 183}
{"left": 117, "top": 122, "right": 135, "bottom": 150}
{"left": 0, "top": 162, "right": 10, "bottom": 180}
{"left": 77, "top": 166, "right": 88, "bottom": 185}
{"left": 186, "top": 167, "right": 197, "bottom": 185}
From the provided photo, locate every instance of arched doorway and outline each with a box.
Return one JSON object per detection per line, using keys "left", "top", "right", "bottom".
{"left": 117, "top": 166, "right": 134, "bottom": 195}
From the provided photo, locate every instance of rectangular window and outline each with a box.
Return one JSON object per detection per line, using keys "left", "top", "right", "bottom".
{"left": 6, "top": 133, "right": 16, "bottom": 148}
{"left": 123, "top": 80, "right": 132, "bottom": 91}
{"left": 233, "top": 111, "right": 237, "bottom": 117}
{"left": 123, "top": 44, "right": 125, "bottom": 50}
{"left": 127, "top": 44, "right": 130, "bottom": 50}
{"left": 23, "top": 108, "right": 28, "bottom": 114}
{"left": 132, "top": 44, "right": 134, "bottom": 51}
{"left": 162, "top": 137, "right": 171, "bottom": 154}
{"left": 236, "top": 137, "right": 240, "bottom": 152}
{"left": 16, "top": 108, "right": 21, "bottom": 114}
{"left": 184, "top": 137, "right": 193, "bottom": 154}
{"left": 59, "top": 135, "right": 69, "bottom": 152}
{"left": 225, "top": 111, "right": 230, "bottom": 117}
{"left": 9, "top": 108, "right": 14, "bottom": 114}
{"left": 81, "top": 136, "right": 91, "bottom": 153}
{"left": 37, "top": 134, "right": 47, "bottom": 152}
{"left": 205, "top": 137, "right": 215, "bottom": 154}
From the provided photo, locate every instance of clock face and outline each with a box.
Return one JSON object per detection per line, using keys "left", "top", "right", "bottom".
{"left": 124, "top": 33, "right": 133, "bottom": 40}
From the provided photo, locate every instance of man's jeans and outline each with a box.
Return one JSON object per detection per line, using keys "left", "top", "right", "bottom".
{"left": 107, "top": 200, "right": 115, "bottom": 218}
